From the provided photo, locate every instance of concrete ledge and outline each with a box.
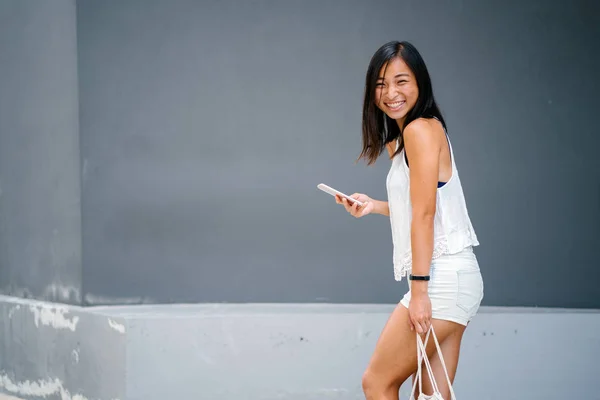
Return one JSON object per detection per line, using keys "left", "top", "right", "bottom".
{"left": 0, "top": 295, "right": 125, "bottom": 400}
{"left": 1, "top": 295, "right": 599, "bottom": 399}
{"left": 0, "top": 394, "right": 25, "bottom": 400}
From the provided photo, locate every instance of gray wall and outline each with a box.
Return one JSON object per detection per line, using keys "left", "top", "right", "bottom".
{"left": 76, "top": 0, "right": 600, "bottom": 307}
{"left": 0, "top": 0, "right": 598, "bottom": 308}
{"left": 0, "top": 0, "right": 82, "bottom": 305}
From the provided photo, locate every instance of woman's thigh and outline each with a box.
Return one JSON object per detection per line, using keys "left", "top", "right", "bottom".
{"left": 365, "top": 303, "right": 466, "bottom": 389}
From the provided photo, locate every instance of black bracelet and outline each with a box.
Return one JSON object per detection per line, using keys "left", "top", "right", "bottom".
{"left": 409, "top": 274, "right": 430, "bottom": 281}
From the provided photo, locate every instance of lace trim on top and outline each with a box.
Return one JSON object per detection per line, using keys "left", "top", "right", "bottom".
{"left": 393, "top": 238, "right": 450, "bottom": 280}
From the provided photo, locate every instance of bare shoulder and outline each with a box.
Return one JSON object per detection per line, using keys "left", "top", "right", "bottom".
{"left": 403, "top": 118, "right": 442, "bottom": 152}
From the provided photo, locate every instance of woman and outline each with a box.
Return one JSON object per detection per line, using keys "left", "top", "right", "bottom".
{"left": 335, "top": 41, "right": 483, "bottom": 399}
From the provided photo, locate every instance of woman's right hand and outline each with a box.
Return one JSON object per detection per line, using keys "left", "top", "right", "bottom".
{"left": 335, "top": 193, "right": 374, "bottom": 218}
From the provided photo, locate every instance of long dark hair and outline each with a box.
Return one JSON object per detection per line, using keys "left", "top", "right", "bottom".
{"left": 358, "top": 41, "right": 446, "bottom": 165}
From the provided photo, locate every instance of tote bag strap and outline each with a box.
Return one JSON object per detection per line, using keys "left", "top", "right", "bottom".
{"left": 409, "top": 326, "right": 458, "bottom": 400}
{"left": 429, "top": 325, "right": 457, "bottom": 400}
{"left": 410, "top": 329, "right": 441, "bottom": 398}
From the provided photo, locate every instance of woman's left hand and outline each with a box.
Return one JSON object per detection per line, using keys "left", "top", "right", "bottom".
{"left": 408, "top": 292, "right": 432, "bottom": 334}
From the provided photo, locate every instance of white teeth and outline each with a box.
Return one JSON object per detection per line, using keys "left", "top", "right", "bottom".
{"left": 387, "top": 101, "right": 404, "bottom": 109}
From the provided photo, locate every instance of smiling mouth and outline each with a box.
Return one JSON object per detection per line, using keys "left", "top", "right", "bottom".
{"left": 385, "top": 101, "right": 405, "bottom": 111}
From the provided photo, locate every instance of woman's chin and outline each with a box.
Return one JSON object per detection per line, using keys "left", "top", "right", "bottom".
{"left": 385, "top": 109, "right": 407, "bottom": 121}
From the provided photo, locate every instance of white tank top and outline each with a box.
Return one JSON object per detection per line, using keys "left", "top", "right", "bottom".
{"left": 386, "top": 128, "right": 479, "bottom": 281}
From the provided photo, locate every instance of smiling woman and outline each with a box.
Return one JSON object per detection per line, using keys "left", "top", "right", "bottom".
{"left": 334, "top": 41, "right": 483, "bottom": 400}
{"left": 359, "top": 41, "right": 447, "bottom": 165}
{"left": 375, "top": 61, "right": 419, "bottom": 126}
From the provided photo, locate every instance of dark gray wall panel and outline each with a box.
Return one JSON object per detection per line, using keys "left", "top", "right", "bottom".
{"left": 75, "top": 0, "right": 600, "bottom": 307}
{"left": 0, "top": 0, "right": 82, "bottom": 305}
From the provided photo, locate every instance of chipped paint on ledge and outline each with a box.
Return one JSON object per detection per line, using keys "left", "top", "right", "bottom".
{"left": 28, "top": 304, "right": 79, "bottom": 331}
{"left": 7, "top": 305, "right": 20, "bottom": 319}
{"left": 0, "top": 373, "right": 110, "bottom": 400}
{"left": 108, "top": 318, "right": 125, "bottom": 334}
{"left": 71, "top": 349, "right": 80, "bottom": 364}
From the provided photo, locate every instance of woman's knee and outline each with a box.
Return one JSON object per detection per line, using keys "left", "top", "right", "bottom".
{"left": 361, "top": 369, "right": 375, "bottom": 393}
{"left": 362, "top": 368, "right": 399, "bottom": 397}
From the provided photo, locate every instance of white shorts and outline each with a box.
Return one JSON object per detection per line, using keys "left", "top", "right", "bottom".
{"left": 400, "top": 247, "right": 484, "bottom": 326}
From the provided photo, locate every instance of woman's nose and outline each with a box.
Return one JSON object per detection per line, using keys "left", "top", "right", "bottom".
{"left": 385, "top": 86, "right": 399, "bottom": 99}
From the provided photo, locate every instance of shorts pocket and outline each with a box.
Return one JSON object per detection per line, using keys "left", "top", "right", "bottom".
{"left": 456, "top": 269, "right": 483, "bottom": 315}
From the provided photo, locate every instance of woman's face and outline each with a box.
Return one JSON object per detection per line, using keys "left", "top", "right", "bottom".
{"left": 375, "top": 57, "right": 419, "bottom": 124}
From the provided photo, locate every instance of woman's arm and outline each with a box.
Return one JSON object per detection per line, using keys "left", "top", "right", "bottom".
{"left": 403, "top": 119, "right": 441, "bottom": 302}
{"left": 371, "top": 200, "right": 390, "bottom": 217}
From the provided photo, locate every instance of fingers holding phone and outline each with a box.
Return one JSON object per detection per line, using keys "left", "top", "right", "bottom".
{"left": 317, "top": 184, "right": 373, "bottom": 218}
{"left": 336, "top": 193, "right": 373, "bottom": 218}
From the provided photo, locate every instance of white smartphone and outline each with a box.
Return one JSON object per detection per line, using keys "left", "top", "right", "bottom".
{"left": 317, "top": 183, "right": 364, "bottom": 207}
